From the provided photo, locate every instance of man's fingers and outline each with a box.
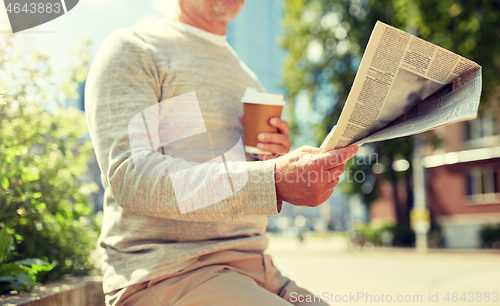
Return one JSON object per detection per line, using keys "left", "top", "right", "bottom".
{"left": 324, "top": 178, "right": 340, "bottom": 193}
{"left": 257, "top": 142, "right": 289, "bottom": 154}
{"left": 257, "top": 133, "right": 292, "bottom": 154}
{"left": 257, "top": 133, "right": 291, "bottom": 148}
{"left": 322, "top": 188, "right": 335, "bottom": 202}
{"left": 269, "top": 117, "right": 289, "bottom": 135}
{"left": 298, "top": 145, "right": 321, "bottom": 154}
{"left": 322, "top": 164, "right": 345, "bottom": 182}
{"left": 316, "top": 179, "right": 340, "bottom": 206}
{"left": 315, "top": 145, "right": 358, "bottom": 169}
{"left": 238, "top": 114, "right": 244, "bottom": 127}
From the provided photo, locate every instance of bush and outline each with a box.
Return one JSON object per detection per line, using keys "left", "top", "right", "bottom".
{"left": 0, "top": 88, "right": 99, "bottom": 293}
{"left": 353, "top": 223, "right": 416, "bottom": 247}
{"left": 0, "top": 30, "right": 99, "bottom": 293}
{"left": 480, "top": 224, "right": 500, "bottom": 249}
{"left": 353, "top": 223, "right": 383, "bottom": 246}
{"left": 0, "top": 226, "right": 55, "bottom": 292}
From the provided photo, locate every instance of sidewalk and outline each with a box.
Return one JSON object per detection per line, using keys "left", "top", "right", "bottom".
{"left": 266, "top": 235, "right": 500, "bottom": 305}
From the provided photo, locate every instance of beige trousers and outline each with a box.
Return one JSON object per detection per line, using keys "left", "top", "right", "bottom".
{"left": 105, "top": 250, "right": 329, "bottom": 306}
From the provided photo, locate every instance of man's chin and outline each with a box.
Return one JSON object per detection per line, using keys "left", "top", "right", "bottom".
{"left": 213, "top": 0, "right": 245, "bottom": 20}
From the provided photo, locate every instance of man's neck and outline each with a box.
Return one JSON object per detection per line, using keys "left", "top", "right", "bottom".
{"left": 177, "top": 4, "right": 227, "bottom": 35}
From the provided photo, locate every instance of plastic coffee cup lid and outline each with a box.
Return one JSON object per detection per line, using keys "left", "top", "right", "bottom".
{"left": 241, "top": 88, "right": 285, "bottom": 106}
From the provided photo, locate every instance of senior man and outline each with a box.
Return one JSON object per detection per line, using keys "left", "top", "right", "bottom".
{"left": 85, "top": 0, "right": 357, "bottom": 305}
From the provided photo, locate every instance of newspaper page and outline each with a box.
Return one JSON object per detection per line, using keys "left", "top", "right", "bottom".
{"left": 320, "top": 21, "right": 482, "bottom": 152}
{"left": 353, "top": 68, "right": 481, "bottom": 144}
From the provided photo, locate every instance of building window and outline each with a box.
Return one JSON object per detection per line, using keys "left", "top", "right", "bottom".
{"left": 465, "top": 167, "right": 500, "bottom": 203}
{"left": 464, "top": 116, "right": 499, "bottom": 147}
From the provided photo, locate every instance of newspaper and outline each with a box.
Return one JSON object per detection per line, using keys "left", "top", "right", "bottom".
{"left": 320, "top": 21, "right": 482, "bottom": 152}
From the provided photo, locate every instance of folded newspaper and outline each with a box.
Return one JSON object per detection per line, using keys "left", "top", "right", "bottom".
{"left": 320, "top": 21, "right": 482, "bottom": 152}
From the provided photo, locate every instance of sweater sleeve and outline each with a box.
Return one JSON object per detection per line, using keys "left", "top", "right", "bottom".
{"left": 85, "top": 29, "right": 281, "bottom": 221}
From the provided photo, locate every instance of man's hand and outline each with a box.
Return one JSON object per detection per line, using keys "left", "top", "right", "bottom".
{"left": 274, "top": 145, "right": 358, "bottom": 207}
{"left": 239, "top": 115, "right": 291, "bottom": 160}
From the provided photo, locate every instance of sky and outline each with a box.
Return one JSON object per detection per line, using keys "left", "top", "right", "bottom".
{"left": 0, "top": 0, "right": 179, "bottom": 69}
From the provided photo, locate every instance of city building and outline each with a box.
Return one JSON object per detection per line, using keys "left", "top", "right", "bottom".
{"left": 226, "top": 0, "right": 287, "bottom": 95}
{"left": 370, "top": 114, "right": 500, "bottom": 249}
{"left": 423, "top": 115, "right": 500, "bottom": 248}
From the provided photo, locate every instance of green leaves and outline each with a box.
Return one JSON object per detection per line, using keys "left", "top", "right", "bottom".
{"left": 14, "top": 258, "right": 55, "bottom": 282}
{"left": 0, "top": 228, "right": 53, "bottom": 293}
{"left": 15, "top": 258, "right": 51, "bottom": 267}
{"left": 1, "top": 177, "right": 9, "bottom": 190}
{"left": 21, "top": 168, "right": 40, "bottom": 182}
{"left": 0, "top": 263, "right": 28, "bottom": 276}
{"left": 0, "top": 273, "right": 39, "bottom": 293}
{"left": 0, "top": 227, "right": 13, "bottom": 264}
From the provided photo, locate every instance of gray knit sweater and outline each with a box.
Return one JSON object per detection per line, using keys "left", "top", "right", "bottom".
{"left": 85, "top": 20, "right": 281, "bottom": 294}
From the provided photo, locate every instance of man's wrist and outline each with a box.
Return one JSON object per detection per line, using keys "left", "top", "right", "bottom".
{"left": 274, "top": 160, "right": 285, "bottom": 204}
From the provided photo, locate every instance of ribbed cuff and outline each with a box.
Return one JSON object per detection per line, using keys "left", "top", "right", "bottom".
{"left": 240, "top": 159, "right": 281, "bottom": 216}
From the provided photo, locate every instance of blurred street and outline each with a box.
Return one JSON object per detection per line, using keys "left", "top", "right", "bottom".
{"left": 267, "top": 235, "right": 500, "bottom": 305}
